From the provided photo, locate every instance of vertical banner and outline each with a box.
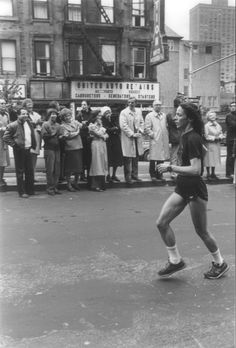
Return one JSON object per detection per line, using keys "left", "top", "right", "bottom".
{"left": 150, "top": 0, "right": 166, "bottom": 65}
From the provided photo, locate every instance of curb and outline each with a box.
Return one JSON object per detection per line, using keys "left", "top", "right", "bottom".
{"left": 0, "top": 177, "right": 234, "bottom": 193}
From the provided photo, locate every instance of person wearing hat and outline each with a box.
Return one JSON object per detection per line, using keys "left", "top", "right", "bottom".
{"left": 88, "top": 112, "right": 109, "bottom": 191}
{"left": 60, "top": 108, "right": 83, "bottom": 192}
{"left": 145, "top": 99, "right": 170, "bottom": 182}
{"left": 41, "top": 108, "right": 63, "bottom": 195}
{"left": 101, "top": 106, "right": 123, "bottom": 183}
{"left": 119, "top": 97, "right": 144, "bottom": 184}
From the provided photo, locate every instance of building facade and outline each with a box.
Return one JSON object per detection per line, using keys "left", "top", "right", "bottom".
{"left": 156, "top": 26, "right": 221, "bottom": 112}
{"left": 156, "top": 26, "right": 183, "bottom": 111}
{"left": 190, "top": 0, "right": 235, "bottom": 97}
{"left": 0, "top": 0, "right": 167, "bottom": 116}
{"left": 179, "top": 40, "right": 221, "bottom": 110}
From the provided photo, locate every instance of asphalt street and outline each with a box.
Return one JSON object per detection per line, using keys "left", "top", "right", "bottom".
{"left": 0, "top": 183, "right": 235, "bottom": 348}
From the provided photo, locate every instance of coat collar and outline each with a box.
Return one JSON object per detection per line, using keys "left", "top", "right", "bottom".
{"left": 153, "top": 111, "right": 163, "bottom": 118}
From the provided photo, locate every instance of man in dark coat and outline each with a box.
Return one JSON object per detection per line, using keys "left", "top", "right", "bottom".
{"left": 225, "top": 101, "right": 236, "bottom": 178}
{"left": 75, "top": 100, "right": 99, "bottom": 181}
{"left": 3, "top": 108, "right": 36, "bottom": 197}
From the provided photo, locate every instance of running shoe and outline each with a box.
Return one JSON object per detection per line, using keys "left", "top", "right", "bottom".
{"left": 204, "top": 261, "right": 229, "bottom": 279}
{"left": 158, "top": 259, "right": 186, "bottom": 277}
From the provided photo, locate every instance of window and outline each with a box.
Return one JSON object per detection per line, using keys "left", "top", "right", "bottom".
{"left": 208, "top": 96, "right": 212, "bottom": 106}
{"left": 34, "top": 42, "right": 51, "bottom": 76}
{"left": 68, "top": 43, "right": 83, "bottom": 75}
{"left": 0, "top": 0, "right": 13, "bottom": 16}
{"left": 184, "top": 86, "right": 188, "bottom": 96}
{"left": 168, "top": 40, "right": 175, "bottom": 51}
{"left": 102, "top": 44, "right": 116, "bottom": 75}
{"left": 205, "top": 46, "right": 212, "bottom": 54}
{"left": 132, "top": 47, "right": 146, "bottom": 78}
{"left": 32, "top": 0, "right": 48, "bottom": 19}
{"left": 0, "top": 41, "right": 16, "bottom": 73}
{"left": 68, "top": 0, "right": 81, "bottom": 22}
{"left": 132, "top": 0, "right": 145, "bottom": 27}
{"left": 184, "top": 68, "right": 189, "bottom": 80}
{"left": 101, "top": 0, "right": 114, "bottom": 23}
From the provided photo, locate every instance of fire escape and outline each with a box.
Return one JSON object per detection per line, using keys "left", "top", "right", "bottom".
{"left": 79, "top": 25, "right": 112, "bottom": 76}
{"left": 94, "top": 0, "right": 112, "bottom": 24}
{"left": 64, "top": 0, "right": 115, "bottom": 78}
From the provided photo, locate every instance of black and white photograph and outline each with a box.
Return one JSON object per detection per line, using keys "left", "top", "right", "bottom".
{"left": 0, "top": 0, "right": 235, "bottom": 347}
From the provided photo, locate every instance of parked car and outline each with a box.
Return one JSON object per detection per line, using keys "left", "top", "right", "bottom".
{"left": 139, "top": 136, "right": 150, "bottom": 161}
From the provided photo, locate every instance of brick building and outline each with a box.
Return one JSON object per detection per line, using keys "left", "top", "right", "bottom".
{"left": 0, "top": 0, "right": 167, "bottom": 116}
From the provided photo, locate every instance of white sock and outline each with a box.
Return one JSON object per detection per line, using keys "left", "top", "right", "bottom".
{"left": 166, "top": 245, "right": 181, "bottom": 264}
{"left": 211, "top": 249, "right": 224, "bottom": 265}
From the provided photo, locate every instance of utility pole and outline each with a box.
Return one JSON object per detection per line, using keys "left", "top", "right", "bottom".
{"left": 188, "top": 52, "right": 236, "bottom": 97}
{"left": 189, "top": 42, "right": 193, "bottom": 98}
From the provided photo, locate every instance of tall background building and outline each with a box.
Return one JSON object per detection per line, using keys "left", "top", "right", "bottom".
{"left": 190, "top": 0, "right": 235, "bottom": 104}
{"left": 156, "top": 26, "right": 221, "bottom": 113}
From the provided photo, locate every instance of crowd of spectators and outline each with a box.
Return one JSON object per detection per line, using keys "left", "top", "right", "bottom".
{"left": 0, "top": 96, "right": 235, "bottom": 197}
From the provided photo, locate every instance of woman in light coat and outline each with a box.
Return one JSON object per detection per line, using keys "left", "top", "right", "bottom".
{"left": 145, "top": 100, "right": 169, "bottom": 181}
{"left": 88, "top": 113, "right": 109, "bottom": 191}
{"left": 204, "top": 110, "right": 224, "bottom": 180}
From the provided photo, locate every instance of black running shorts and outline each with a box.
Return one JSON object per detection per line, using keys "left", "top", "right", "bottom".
{"left": 175, "top": 175, "right": 208, "bottom": 202}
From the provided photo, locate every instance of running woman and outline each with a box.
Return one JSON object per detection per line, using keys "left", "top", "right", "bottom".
{"left": 156, "top": 103, "right": 229, "bottom": 279}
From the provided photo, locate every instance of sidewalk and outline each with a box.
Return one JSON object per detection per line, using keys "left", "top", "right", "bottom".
{"left": 1, "top": 158, "right": 234, "bottom": 192}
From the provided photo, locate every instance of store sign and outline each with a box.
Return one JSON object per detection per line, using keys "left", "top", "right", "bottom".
{"left": 150, "top": 0, "right": 165, "bottom": 65}
{"left": 71, "top": 81, "right": 160, "bottom": 101}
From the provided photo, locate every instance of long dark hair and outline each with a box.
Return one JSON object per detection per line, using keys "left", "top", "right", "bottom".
{"left": 180, "top": 102, "right": 204, "bottom": 137}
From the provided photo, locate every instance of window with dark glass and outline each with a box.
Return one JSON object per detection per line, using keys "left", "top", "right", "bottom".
{"left": 0, "top": 0, "right": 13, "bottom": 16}
{"left": 68, "top": 43, "right": 83, "bottom": 75}
{"left": 34, "top": 42, "right": 51, "bottom": 76}
{"left": 184, "top": 86, "right": 188, "bottom": 96}
{"left": 102, "top": 44, "right": 116, "bottom": 75}
{"left": 132, "top": 0, "right": 145, "bottom": 27}
{"left": 132, "top": 47, "right": 146, "bottom": 78}
{"left": 168, "top": 40, "right": 174, "bottom": 51}
{"left": 67, "top": 0, "right": 81, "bottom": 22}
{"left": 32, "top": 0, "right": 48, "bottom": 19}
{"left": 0, "top": 41, "right": 16, "bottom": 73}
{"left": 205, "top": 46, "right": 212, "bottom": 54}
{"left": 101, "top": 0, "right": 114, "bottom": 23}
{"left": 184, "top": 68, "right": 189, "bottom": 79}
